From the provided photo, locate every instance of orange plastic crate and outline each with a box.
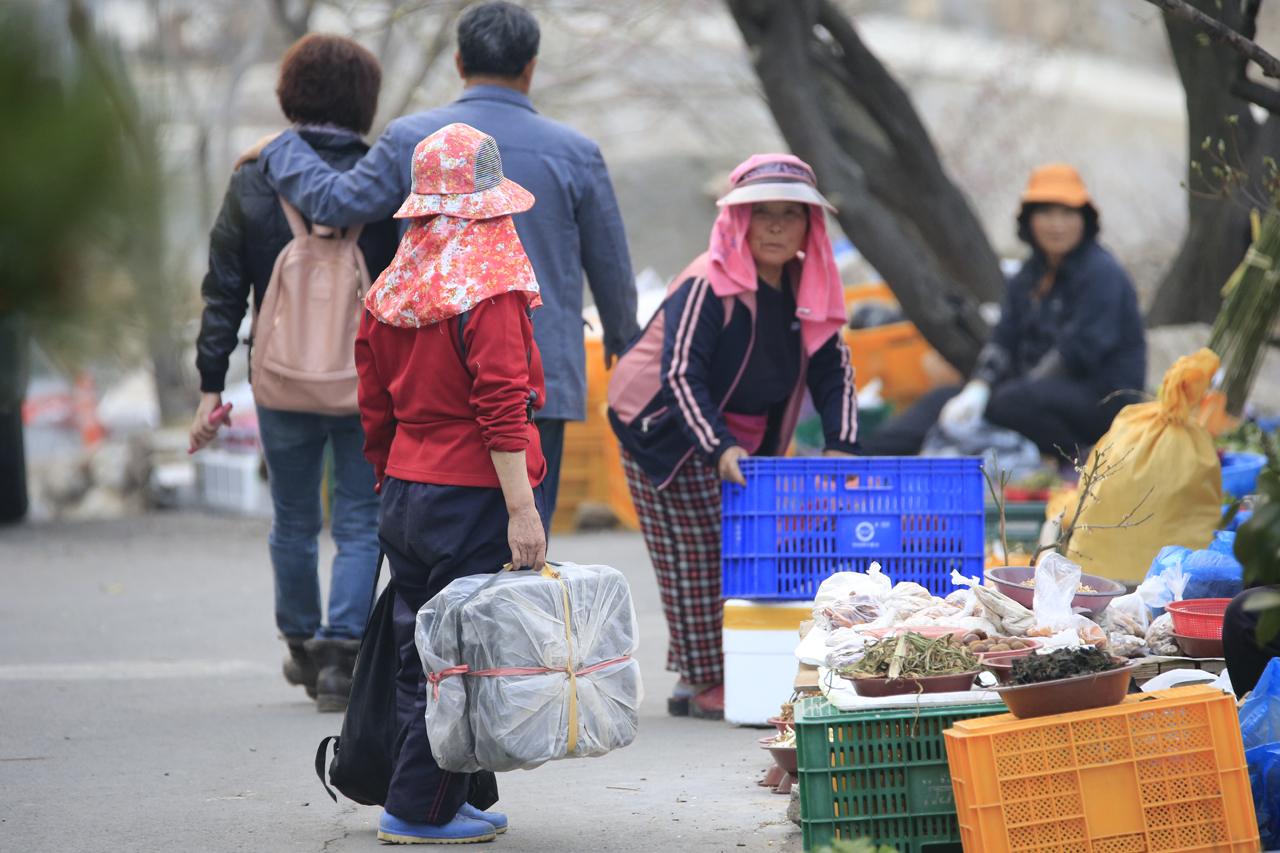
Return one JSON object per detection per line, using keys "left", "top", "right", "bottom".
{"left": 943, "top": 685, "right": 1259, "bottom": 853}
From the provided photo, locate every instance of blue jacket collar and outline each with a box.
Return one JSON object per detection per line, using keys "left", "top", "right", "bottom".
{"left": 456, "top": 84, "right": 537, "bottom": 113}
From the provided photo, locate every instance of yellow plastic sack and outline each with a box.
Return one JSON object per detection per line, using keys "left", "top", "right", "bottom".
{"left": 1067, "top": 348, "right": 1223, "bottom": 581}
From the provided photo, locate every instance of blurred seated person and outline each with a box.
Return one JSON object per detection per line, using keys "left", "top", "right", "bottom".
{"left": 1224, "top": 586, "right": 1280, "bottom": 697}
{"left": 858, "top": 163, "right": 1145, "bottom": 463}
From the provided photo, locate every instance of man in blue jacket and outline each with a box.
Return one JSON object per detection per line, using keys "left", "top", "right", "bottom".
{"left": 245, "top": 1, "right": 639, "bottom": 521}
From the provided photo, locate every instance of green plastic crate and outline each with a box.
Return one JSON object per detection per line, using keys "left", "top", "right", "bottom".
{"left": 794, "top": 696, "right": 1007, "bottom": 853}
{"left": 984, "top": 500, "right": 1046, "bottom": 548}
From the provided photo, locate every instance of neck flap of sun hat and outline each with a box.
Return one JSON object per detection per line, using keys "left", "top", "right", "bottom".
{"left": 365, "top": 123, "right": 541, "bottom": 328}
{"left": 708, "top": 153, "right": 845, "bottom": 356}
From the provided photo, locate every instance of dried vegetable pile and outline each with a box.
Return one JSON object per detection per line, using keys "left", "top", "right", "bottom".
{"left": 1007, "top": 646, "right": 1121, "bottom": 685}
{"left": 837, "top": 632, "right": 980, "bottom": 682}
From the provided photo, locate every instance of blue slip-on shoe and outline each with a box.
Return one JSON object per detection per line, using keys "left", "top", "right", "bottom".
{"left": 377, "top": 811, "right": 496, "bottom": 844}
{"left": 457, "top": 802, "right": 507, "bottom": 834}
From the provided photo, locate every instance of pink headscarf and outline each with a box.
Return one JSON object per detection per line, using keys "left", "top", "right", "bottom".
{"left": 707, "top": 154, "right": 845, "bottom": 355}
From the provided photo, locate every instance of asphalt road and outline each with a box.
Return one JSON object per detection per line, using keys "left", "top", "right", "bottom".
{"left": 0, "top": 512, "right": 801, "bottom": 853}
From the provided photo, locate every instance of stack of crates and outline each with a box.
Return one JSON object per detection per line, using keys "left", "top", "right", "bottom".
{"left": 719, "top": 457, "right": 984, "bottom": 725}
{"left": 793, "top": 695, "right": 1008, "bottom": 851}
{"left": 944, "top": 685, "right": 1259, "bottom": 853}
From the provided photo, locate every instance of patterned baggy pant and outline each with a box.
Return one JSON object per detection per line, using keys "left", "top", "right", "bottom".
{"left": 620, "top": 447, "right": 724, "bottom": 685}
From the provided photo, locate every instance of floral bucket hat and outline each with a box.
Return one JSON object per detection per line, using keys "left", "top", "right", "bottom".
{"left": 394, "top": 122, "right": 534, "bottom": 220}
{"left": 367, "top": 124, "right": 540, "bottom": 328}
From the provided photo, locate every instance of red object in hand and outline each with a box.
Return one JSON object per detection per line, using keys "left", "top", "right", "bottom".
{"left": 188, "top": 403, "right": 233, "bottom": 454}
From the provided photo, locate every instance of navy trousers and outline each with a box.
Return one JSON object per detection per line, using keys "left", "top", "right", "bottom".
{"left": 535, "top": 418, "right": 566, "bottom": 523}
{"left": 377, "top": 476, "right": 545, "bottom": 825}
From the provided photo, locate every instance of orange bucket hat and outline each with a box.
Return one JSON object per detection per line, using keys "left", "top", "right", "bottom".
{"left": 394, "top": 122, "right": 534, "bottom": 220}
{"left": 1020, "top": 163, "right": 1092, "bottom": 208}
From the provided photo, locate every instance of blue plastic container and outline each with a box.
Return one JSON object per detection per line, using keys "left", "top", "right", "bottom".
{"left": 1222, "top": 451, "right": 1267, "bottom": 499}
{"left": 721, "top": 457, "right": 984, "bottom": 599}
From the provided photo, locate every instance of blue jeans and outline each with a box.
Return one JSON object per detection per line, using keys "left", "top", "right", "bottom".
{"left": 257, "top": 406, "right": 380, "bottom": 641}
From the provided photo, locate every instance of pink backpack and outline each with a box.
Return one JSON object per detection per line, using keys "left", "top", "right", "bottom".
{"left": 250, "top": 199, "right": 370, "bottom": 416}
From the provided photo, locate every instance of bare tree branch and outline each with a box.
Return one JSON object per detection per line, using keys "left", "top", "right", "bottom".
{"left": 1143, "top": 0, "right": 1280, "bottom": 78}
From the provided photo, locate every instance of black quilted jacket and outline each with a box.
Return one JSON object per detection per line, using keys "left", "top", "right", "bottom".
{"left": 195, "top": 129, "right": 400, "bottom": 394}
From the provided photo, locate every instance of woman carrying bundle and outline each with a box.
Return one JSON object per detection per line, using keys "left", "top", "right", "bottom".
{"left": 355, "top": 123, "right": 546, "bottom": 843}
{"left": 607, "top": 154, "right": 860, "bottom": 719}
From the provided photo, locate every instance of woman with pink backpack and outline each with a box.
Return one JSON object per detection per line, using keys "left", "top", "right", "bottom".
{"left": 190, "top": 35, "right": 398, "bottom": 713}
{"left": 606, "top": 154, "right": 859, "bottom": 719}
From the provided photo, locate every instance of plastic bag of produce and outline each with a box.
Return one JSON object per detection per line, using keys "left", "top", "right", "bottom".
{"left": 882, "top": 582, "right": 935, "bottom": 620}
{"left": 416, "top": 562, "right": 642, "bottom": 773}
{"left": 1068, "top": 349, "right": 1222, "bottom": 581}
{"left": 812, "top": 563, "right": 892, "bottom": 628}
{"left": 1138, "top": 534, "right": 1243, "bottom": 615}
{"left": 1145, "top": 612, "right": 1180, "bottom": 656}
{"left": 1106, "top": 592, "right": 1150, "bottom": 636}
{"left": 1241, "top": 658, "right": 1280, "bottom": 749}
{"left": 951, "top": 571, "right": 1035, "bottom": 636}
{"left": 820, "top": 595, "right": 887, "bottom": 629}
{"left": 1032, "top": 553, "right": 1083, "bottom": 634}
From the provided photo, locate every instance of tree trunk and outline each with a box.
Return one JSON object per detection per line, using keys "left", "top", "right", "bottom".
{"left": 1148, "top": 0, "right": 1277, "bottom": 326}
{"left": 726, "top": 0, "right": 997, "bottom": 373}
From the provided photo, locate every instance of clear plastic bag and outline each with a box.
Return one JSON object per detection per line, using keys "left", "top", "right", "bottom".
{"left": 1145, "top": 612, "right": 1180, "bottom": 656}
{"left": 416, "top": 562, "right": 643, "bottom": 773}
{"left": 820, "top": 594, "right": 887, "bottom": 629}
{"left": 811, "top": 563, "right": 893, "bottom": 628}
{"left": 1107, "top": 631, "right": 1148, "bottom": 658}
{"left": 1107, "top": 592, "right": 1150, "bottom": 637}
{"left": 1032, "top": 552, "right": 1083, "bottom": 634}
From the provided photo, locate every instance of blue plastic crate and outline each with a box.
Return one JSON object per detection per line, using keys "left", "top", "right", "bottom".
{"left": 721, "top": 457, "right": 984, "bottom": 599}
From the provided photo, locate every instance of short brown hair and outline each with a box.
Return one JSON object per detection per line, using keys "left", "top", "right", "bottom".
{"left": 276, "top": 34, "right": 381, "bottom": 135}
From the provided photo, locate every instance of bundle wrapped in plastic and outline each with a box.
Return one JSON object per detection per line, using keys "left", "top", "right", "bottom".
{"left": 820, "top": 594, "right": 886, "bottom": 629}
{"left": 415, "top": 562, "right": 643, "bottom": 773}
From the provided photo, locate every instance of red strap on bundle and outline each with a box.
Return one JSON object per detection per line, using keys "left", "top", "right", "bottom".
{"left": 426, "top": 656, "right": 632, "bottom": 700}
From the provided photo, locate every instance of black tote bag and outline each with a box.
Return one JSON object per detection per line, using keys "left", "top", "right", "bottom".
{"left": 315, "top": 552, "right": 498, "bottom": 810}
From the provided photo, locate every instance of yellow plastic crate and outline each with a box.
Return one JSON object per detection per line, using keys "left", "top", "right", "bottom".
{"left": 551, "top": 335, "right": 639, "bottom": 532}
{"left": 943, "top": 685, "right": 1259, "bottom": 853}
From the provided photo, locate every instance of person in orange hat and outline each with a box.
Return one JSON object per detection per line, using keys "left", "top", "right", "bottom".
{"left": 860, "top": 163, "right": 1145, "bottom": 462}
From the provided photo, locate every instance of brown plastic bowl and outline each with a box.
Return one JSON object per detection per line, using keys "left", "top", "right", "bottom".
{"left": 763, "top": 744, "right": 798, "bottom": 775}
{"left": 766, "top": 717, "right": 794, "bottom": 734}
{"left": 982, "top": 658, "right": 1019, "bottom": 684}
{"left": 1174, "top": 633, "right": 1225, "bottom": 659}
{"left": 985, "top": 566, "right": 1126, "bottom": 615}
{"left": 992, "top": 657, "right": 1138, "bottom": 719}
{"left": 849, "top": 670, "right": 979, "bottom": 697}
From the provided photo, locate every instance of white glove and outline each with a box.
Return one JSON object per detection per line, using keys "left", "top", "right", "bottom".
{"left": 940, "top": 381, "right": 990, "bottom": 427}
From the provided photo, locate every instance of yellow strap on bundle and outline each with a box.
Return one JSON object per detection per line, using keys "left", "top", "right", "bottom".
{"left": 500, "top": 563, "right": 579, "bottom": 755}
{"left": 541, "top": 565, "right": 579, "bottom": 756}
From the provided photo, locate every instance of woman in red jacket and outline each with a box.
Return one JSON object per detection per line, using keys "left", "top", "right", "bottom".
{"left": 354, "top": 123, "right": 545, "bottom": 844}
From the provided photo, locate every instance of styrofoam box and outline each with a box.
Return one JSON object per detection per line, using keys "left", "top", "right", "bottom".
{"left": 723, "top": 598, "right": 812, "bottom": 726}
{"left": 195, "top": 448, "right": 272, "bottom": 517}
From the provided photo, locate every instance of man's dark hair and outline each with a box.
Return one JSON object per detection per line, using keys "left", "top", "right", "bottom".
{"left": 1017, "top": 202, "right": 1100, "bottom": 250}
{"left": 277, "top": 34, "right": 381, "bottom": 135}
{"left": 457, "top": 2, "right": 540, "bottom": 79}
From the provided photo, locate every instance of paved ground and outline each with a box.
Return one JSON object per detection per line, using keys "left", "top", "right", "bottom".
{"left": 0, "top": 512, "right": 801, "bottom": 853}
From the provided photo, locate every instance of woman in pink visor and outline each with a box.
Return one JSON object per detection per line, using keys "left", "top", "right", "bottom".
{"left": 607, "top": 154, "right": 859, "bottom": 719}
